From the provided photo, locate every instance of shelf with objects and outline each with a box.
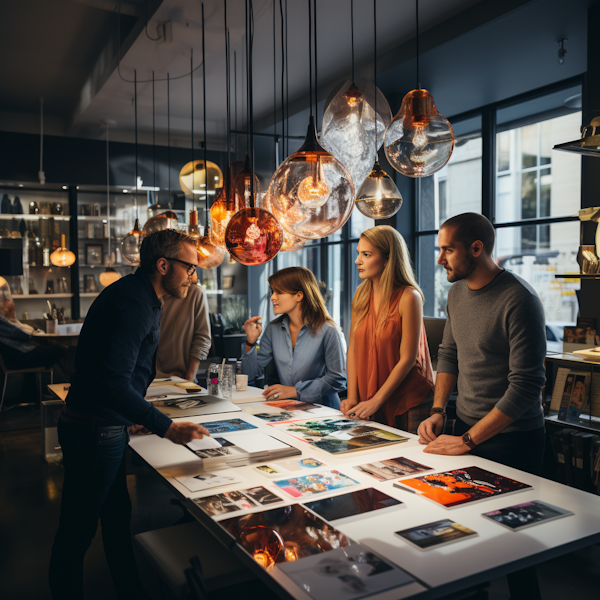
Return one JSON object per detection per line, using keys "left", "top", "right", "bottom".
{"left": 0, "top": 184, "right": 74, "bottom": 322}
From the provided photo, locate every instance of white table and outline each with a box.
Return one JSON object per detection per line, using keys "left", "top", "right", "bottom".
{"left": 129, "top": 402, "right": 600, "bottom": 600}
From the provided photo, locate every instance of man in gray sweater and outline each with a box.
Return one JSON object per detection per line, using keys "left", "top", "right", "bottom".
{"left": 417, "top": 212, "right": 546, "bottom": 474}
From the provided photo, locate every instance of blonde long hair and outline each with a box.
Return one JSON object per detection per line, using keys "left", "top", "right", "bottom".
{"left": 269, "top": 266, "right": 334, "bottom": 334}
{"left": 352, "top": 225, "right": 424, "bottom": 333}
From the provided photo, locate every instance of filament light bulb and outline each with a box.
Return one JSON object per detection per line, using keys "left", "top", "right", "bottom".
{"left": 297, "top": 160, "right": 331, "bottom": 209}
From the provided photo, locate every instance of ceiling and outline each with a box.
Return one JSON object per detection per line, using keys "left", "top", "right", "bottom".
{"left": 0, "top": 0, "right": 539, "bottom": 146}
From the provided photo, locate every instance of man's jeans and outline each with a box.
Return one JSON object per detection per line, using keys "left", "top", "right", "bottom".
{"left": 49, "top": 416, "right": 142, "bottom": 599}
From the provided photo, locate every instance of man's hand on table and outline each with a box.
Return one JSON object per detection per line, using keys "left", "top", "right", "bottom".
{"left": 262, "top": 384, "right": 297, "bottom": 401}
{"left": 422, "top": 434, "right": 471, "bottom": 456}
{"left": 417, "top": 414, "right": 444, "bottom": 444}
{"left": 164, "top": 422, "right": 210, "bottom": 445}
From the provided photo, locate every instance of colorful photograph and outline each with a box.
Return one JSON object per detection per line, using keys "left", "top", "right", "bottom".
{"left": 395, "top": 519, "right": 477, "bottom": 550}
{"left": 244, "top": 400, "right": 341, "bottom": 423}
{"left": 274, "top": 470, "right": 359, "bottom": 498}
{"left": 483, "top": 500, "right": 573, "bottom": 531}
{"left": 304, "top": 488, "right": 402, "bottom": 521}
{"left": 200, "top": 419, "right": 257, "bottom": 434}
{"left": 396, "top": 466, "right": 531, "bottom": 508}
{"left": 354, "top": 457, "right": 432, "bottom": 481}
{"left": 221, "top": 504, "right": 350, "bottom": 570}
{"left": 193, "top": 486, "right": 283, "bottom": 517}
{"left": 279, "top": 544, "right": 414, "bottom": 600}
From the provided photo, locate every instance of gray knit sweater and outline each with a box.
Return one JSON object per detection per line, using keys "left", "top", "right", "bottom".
{"left": 437, "top": 270, "right": 546, "bottom": 432}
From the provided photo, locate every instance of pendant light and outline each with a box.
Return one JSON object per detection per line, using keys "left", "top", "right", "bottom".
{"left": 554, "top": 116, "right": 600, "bottom": 156}
{"left": 121, "top": 70, "right": 143, "bottom": 266}
{"left": 267, "top": 0, "right": 354, "bottom": 240}
{"left": 142, "top": 210, "right": 179, "bottom": 235}
{"left": 196, "top": 3, "right": 225, "bottom": 269}
{"left": 50, "top": 233, "right": 76, "bottom": 267}
{"left": 384, "top": 0, "right": 454, "bottom": 178}
{"left": 225, "top": 0, "right": 283, "bottom": 265}
{"left": 99, "top": 121, "right": 121, "bottom": 287}
{"left": 210, "top": 8, "right": 242, "bottom": 250}
{"left": 355, "top": 0, "right": 403, "bottom": 220}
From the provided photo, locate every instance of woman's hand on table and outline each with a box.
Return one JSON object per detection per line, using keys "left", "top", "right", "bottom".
{"left": 263, "top": 384, "right": 297, "bottom": 401}
{"left": 346, "top": 397, "right": 384, "bottom": 421}
{"left": 164, "top": 422, "right": 210, "bottom": 445}
{"left": 244, "top": 316, "right": 262, "bottom": 346}
{"left": 340, "top": 398, "right": 359, "bottom": 416}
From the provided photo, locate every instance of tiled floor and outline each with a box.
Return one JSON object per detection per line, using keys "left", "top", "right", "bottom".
{"left": 1, "top": 417, "right": 599, "bottom": 600}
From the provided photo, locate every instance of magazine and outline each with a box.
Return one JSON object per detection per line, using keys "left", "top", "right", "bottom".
{"left": 193, "top": 486, "right": 284, "bottom": 518}
{"left": 274, "top": 470, "right": 359, "bottom": 498}
{"left": 278, "top": 544, "right": 414, "bottom": 600}
{"left": 354, "top": 457, "right": 432, "bottom": 481}
{"left": 304, "top": 488, "right": 402, "bottom": 521}
{"left": 175, "top": 471, "right": 246, "bottom": 493}
{"left": 243, "top": 400, "right": 341, "bottom": 423}
{"left": 395, "top": 519, "right": 477, "bottom": 550}
{"left": 395, "top": 466, "right": 531, "bottom": 508}
{"left": 557, "top": 372, "right": 591, "bottom": 423}
{"left": 270, "top": 418, "right": 408, "bottom": 455}
{"left": 482, "top": 500, "right": 573, "bottom": 531}
{"left": 221, "top": 504, "right": 350, "bottom": 568}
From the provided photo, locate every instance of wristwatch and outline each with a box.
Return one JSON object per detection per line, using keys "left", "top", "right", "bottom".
{"left": 429, "top": 407, "right": 446, "bottom": 417}
{"left": 462, "top": 432, "right": 477, "bottom": 450}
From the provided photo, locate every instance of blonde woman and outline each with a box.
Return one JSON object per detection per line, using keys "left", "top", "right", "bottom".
{"left": 242, "top": 266, "right": 346, "bottom": 408}
{"left": 341, "top": 225, "right": 433, "bottom": 426}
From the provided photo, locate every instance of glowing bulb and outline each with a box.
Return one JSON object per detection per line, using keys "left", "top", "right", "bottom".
{"left": 244, "top": 223, "right": 261, "bottom": 244}
{"left": 413, "top": 125, "right": 428, "bottom": 152}
{"left": 297, "top": 173, "right": 330, "bottom": 209}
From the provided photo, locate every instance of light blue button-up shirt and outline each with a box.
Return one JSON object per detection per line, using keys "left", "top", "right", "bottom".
{"left": 241, "top": 315, "right": 347, "bottom": 408}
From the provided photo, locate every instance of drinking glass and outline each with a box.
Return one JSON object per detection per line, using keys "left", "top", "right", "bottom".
{"left": 220, "top": 364, "right": 234, "bottom": 400}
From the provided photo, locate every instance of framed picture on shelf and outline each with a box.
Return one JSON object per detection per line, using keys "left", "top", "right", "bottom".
{"left": 86, "top": 244, "right": 103, "bottom": 266}
{"left": 223, "top": 275, "right": 234, "bottom": 289}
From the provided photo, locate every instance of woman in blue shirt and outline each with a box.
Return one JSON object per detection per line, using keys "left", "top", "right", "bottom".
{"left": 242, "top": 266, "right": 347, "bottom": 408}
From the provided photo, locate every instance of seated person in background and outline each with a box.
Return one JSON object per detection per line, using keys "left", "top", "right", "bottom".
{"left": 0, "top": 279, "right": 66, "bottom": 383}
{"left": 156, "top": 270, "right": 211, "bottom": 382}
{"left": 242, "top": 266, "right": 346, "bottom": 408}
{"left": 341, "top": 225, "right": 434, "bottom": 427}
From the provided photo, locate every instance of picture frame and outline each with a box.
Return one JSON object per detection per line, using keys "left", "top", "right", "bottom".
{"left": 86, "top": 244, "right": 103, "bottom": 266}
{"left": 222, "top": 275, "right": 234, "bottom": 289}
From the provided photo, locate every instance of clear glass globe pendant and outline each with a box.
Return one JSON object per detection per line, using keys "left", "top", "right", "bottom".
{"left": 142, "top": 210, "right": 179, "bottom": 235}
{"left": 121, "top": 218, "right": 143, "bottom": 266}
{"left": 321, "top": 79, "right": 391, "bottom": 195}
{"left": 210, "top": 182, "right": 240, "bottom": 250}
{"left": 355, "top": 160, "right": 403, "bottom": 219}
{"left": 384, "top": 88, "right": 454, "bottom": 178}
{"left": 267, "top": 117, "right": 354, "bottom": 240}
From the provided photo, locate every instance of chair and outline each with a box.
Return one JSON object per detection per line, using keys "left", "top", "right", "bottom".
{"left": 0, "top": 350, "right": 54, "bottom": 413}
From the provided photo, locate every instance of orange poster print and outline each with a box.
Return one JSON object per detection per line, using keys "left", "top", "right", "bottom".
{"left": 398, "top": 467, "right": 531, "bottom": 508}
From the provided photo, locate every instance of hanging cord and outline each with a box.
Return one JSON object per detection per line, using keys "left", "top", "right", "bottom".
{"left": 134, "top": 70, "right": 138, "bottom": 219}
{"left": 279, "top": 0, "right": 285, "bottom": 158}
{"left": 273, "top": 0, "right": 277, "bottom": 148}
{"left": 285, "top": 0, "right": 289, "bottom": 155}
{"left": 314, "top": 0, "right": 318, "bottom": 130}
{"left": 416, "top": 0, "right": 420, "bottom": 88}
{"left": 39, "top": 97, "right": 44, "bottom": 181}
{"left": 167, "top": 73, "right": 171, "bottom": 203}
{"left": 374, "top": 0, "right": 378, "bottom": 153}
{"left": 234, "top": 51, "right": 238, "bottom": 155}
{"left": 202, "top": 3, "right": 209, "bottom": 227}
{"left": 308, "top": 0, "right": 312, "bottom": 119}
{"left": 190, "top": 49, "right": 195, "bottom": 210}
{"left": 248, "top": 0, "right": 255, "bottom": 208}
{"left": 245, "top": 0, "right": 250, "bottom": 157}
{"left": 145, "top": 0, "right": 161, "bottom": 41}
{"left": 106, "top": 125, "right": 111, "bottom": 260}
{"left": 351, "top": 0, "right": 355, "bottom": 81}
{"left": 224, "top": 0, "right": 231, "bottom": 201}
{"left": 152, "top": 71, "right": 156, "bottom": 191}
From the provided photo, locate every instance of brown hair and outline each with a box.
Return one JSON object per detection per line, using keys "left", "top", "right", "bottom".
{"left": 140, "top": 230, "right": 197, "bottom": 274}
{"left": 441, "top": 212, "right": 495, "bottom": 255}
{"left": 268, "top": 266, "right": 335, "bottom": 334}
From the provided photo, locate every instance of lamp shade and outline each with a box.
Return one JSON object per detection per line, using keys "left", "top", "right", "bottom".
{"left": 225, "top": 206, "right": 283, "bottom": 266}
{"left": 355, "top": 161, "right": 403, "bottom": 219}
{"left": 267, "top": 117, "right": 354, "bottom": 240}
{"left": 321, "top": 79, "right": 391, "bottom": 196}
{"left": 99, "top": 267, "right": 121, "bottom": 287}
{"left": 554, "top": 116, "right": 600, "bottom": 157}
{"left": 121, "top": 218, "right": 143, "bottom": 266}
{"left": 179, "top": 160, "right": 224, "bottom": 197}
{"left": 143, "top": 211, "right": 179, "bottom": 236}
{"left": 196, "top": 234, "right": 225, "bottom": 269}
{"left": 210, "top": 185, "right": 239, "bottom": 249}
{"left": 50, "top": 234, "right": 76, "bottom": 267}
{"left": 385, "top": 88, "right": 454, "bottom": 178}
{"left": 232, "top": 155, "right": 260, "bottom": 210}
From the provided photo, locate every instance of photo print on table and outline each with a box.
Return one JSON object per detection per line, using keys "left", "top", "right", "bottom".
{"left": 244, "top": 400, "right": 341, "bottom": 423}
{"left": 354, "top": 457, "right": 432, "bottom": 481}
{"left": 175, "top": 471, "right": 246, "bottom": 493}
{"left": 221, "top": 504, "right": 350, "bottom": 570}
{"left": 395, "top": 466, "right": 531, "bottom": 508}
{"left": 199, "top": 419, "right": 258, "bottom": 434}
{"left": 279, "top": 544, "right": 414, "bottom": 600}
{"left": 270, "top": 418, "right": 408, "bottom": 455}
{"left": 193, "top": 486, "right": 284, "bottom": 518}
{"left": 395, "top": 519, "right": 477, "bottom": 550}
{"left": 304, "top": 488, "right": 403, "bottom": 522}
{"left": 482, "top": 501, "right": 573, "bottom": 531}
{"left": 274, "top": 470, "right": 359, "bottom": 499}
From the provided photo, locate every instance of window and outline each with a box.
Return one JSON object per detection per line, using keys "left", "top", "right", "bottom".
{"left": 416, "top": 82, "right": 582, "bottom": 324}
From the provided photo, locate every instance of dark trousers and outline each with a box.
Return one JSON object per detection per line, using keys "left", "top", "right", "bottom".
{"left": 49, "top": 416, "right": 143, "bottom": 599}
{"left": 455, "top": 417, "right": 545, "bottom": 600}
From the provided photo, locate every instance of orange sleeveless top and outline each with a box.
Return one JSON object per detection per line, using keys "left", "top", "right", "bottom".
{"left": 354, "top": 288, "right": 434, "bottom": 426}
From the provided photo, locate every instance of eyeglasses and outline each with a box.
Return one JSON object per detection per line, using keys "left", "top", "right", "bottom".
{"left": 163, "top": 257, "right": 198, "bottom": 275}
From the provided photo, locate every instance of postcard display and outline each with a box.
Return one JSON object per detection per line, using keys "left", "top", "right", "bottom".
{"left": 128, "top": 390, "right": 600, "bottom": 600}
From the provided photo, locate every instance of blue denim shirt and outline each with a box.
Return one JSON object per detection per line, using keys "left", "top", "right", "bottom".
{"left": 67, "top": 269, "right": 172, "bottom": 436}
{"left": 241, "top": 315, "right": 347, "bottom": 408}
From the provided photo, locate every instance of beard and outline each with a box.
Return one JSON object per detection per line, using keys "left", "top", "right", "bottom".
{"left": 163, "top": 269, "right": 190, "bottom": 299}
{"left": 445, "top": 253, "right": 477, "bottom": 283}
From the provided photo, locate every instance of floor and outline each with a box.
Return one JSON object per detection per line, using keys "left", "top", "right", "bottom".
{"left": 1, "top": 410, "right": 600, "bottom": 600}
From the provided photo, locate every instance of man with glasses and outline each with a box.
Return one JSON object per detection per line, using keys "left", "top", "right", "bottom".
{"left": 50, "top": 229, "right": 209, "bottom": 600}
